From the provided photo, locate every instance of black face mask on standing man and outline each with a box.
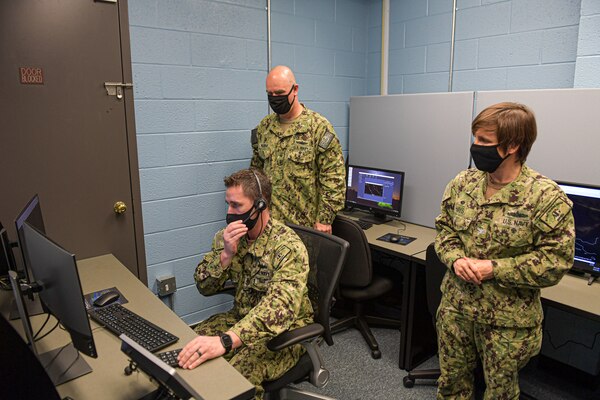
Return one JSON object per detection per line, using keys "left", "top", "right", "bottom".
{"left": 470, "top": 143, "right": 510, "bottom": 173}
{"left": 268, "top": 85, "right": 295, "bottom": 115}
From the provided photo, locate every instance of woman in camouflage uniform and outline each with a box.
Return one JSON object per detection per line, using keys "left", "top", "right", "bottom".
{"left": 435, "top": 102, "right": 575, "bottom": 399}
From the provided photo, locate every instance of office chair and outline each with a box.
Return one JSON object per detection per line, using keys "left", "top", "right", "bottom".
{"left": 329, "top": 215, "right": 402, "bottom": 359}
{"left": 403, "top": 242, "right": 446, "bottom": 387}
{"left": 263, "top": 223, "right": 349, "bottom": 400}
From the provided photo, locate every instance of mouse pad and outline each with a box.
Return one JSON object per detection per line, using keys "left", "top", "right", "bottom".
{"left": 84, "top": 287, "right": 128, "bottom": 310}
{"left": 377, "top": 233, "right": 416, "bottom": 246}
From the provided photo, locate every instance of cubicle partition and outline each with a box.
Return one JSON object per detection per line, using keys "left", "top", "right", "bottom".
{"left": 349, "top": 92, "right": 475, "bottom": 228}
{"left": 349, "top": 89, "right": 600, "bottom": 228}
{"left": 476, "top": 89, "right": 600, "bottom": 186}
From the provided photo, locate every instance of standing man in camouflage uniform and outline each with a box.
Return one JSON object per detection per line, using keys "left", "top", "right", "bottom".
{"left": 435, "top": 102, "right": 575, "bottom": 399}
{"left": 178, "top": 168, "right": 313, "bottom": 400}
{"left": 251, "top": 65, "right": 346, "bottom": 234}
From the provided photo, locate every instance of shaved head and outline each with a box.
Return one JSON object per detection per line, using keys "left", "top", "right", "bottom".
{"left": 267, "top": 65, "right": 296, "bottom": 87}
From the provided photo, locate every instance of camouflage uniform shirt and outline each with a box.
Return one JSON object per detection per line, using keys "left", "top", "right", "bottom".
{"left": 194, "top": 219, "right": 314, "bottom": 346}
{"left": 251, "top": 105, "right": 346, "bottom": 227}
{"left": 435, "top": 165, "right": 575, "bottom": 328}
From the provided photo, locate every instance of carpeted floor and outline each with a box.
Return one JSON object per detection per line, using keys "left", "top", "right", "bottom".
{"left": 292, "top": 326, "right": 600, "bottom": 400}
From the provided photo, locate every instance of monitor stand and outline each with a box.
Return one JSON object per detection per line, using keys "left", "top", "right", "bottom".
{"left": 9, "top": 292, "right": 44, "bottom": 320}
{"left": 358, "top": 212, "right": 392, "bottom": 225}
{"left": 38, "top": 343, "right": 93, "bottom": 386}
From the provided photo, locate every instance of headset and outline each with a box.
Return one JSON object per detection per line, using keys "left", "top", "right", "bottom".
{"left": 250, "top": 169, "right": 267, "bottom": 213}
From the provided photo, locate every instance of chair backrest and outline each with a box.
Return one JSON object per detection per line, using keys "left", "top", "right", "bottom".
{"left": 287, "top": 223, "right": 349, "bottom": 346}
{"left": 331, "top": 215, "right": 372, "bottom": 288}
{"left": 425, "top": 243, "right": 448, "bottom": 317}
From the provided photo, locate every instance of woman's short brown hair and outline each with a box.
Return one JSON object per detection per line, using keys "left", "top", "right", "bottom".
{"left": 223, "top": 168, "right": 271, "bottom": 207}
{"left": 472, "top": 102, "right": 537, "bottom": 163}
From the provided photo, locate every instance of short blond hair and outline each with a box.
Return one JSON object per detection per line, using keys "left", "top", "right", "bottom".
{"left": 472, "top": 102, "right": 537, "bottom": 163}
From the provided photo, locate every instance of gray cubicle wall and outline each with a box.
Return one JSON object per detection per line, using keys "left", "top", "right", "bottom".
{"left": 349, "top": 92, "right": 475, "bottom": 228}
{"left": 476, "top": 89, "right": 600, "bottom": 186}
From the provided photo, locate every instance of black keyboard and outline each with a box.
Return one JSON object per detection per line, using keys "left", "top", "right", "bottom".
{"left": 356, "top": 220, "right": 373, "bottom": 230}
{"left": 88, "top": 303, "right": 178, "bottom": 353}
{"left": 156, "top": 348, "right": 182, "bottom": 367}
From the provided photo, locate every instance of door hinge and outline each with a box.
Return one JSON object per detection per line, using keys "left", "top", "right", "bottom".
{"left": 104, "top": 82, "right": 133, "bottom": 99}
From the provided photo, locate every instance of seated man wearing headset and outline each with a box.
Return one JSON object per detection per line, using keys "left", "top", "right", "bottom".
{"left": 178, "top": 168, "right": 313, "bottom": 400}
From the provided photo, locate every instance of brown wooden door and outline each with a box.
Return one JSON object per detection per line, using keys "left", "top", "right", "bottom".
{"left": 0, "top": 0, "right": 146, "bottom": 280}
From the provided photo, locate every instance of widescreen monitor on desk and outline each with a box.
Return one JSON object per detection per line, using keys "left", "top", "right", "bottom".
{"left": 345, "top": 164, "right": 405, "bottom": 224}
{"left": 557, "top": 181, "right": 600, "bottom": 280}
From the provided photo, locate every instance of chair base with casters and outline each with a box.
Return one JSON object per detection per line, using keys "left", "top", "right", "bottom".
{"left": 403, "top": 368, "right": 440, "bottom": 388}
{"left": 330, "top": 284, "right": 401, "bottom": 360}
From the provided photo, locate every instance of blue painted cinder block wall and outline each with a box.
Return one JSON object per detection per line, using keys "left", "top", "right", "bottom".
{"left": 367, "top": 0, "right": 600, "bottom": 94}
{"left": 129, "top": 0, "right": 600, "bottom": 324}
{"left": 128, "top": 0, "right": 370, "bottom": 324}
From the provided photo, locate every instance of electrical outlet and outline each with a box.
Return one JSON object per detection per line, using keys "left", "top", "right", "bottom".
{"left": 157, "top": 275, "right": 176, "bottom": 297}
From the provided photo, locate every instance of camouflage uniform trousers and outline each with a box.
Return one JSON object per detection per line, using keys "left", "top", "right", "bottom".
{"left": 436, "top": 304, "right": 542, "bottom": 400}
{"left": 194, "top": 309, "right": 305, "bottom": 400}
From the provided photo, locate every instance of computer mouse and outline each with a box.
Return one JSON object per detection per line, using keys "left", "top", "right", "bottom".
{"left": 93, "top": 290, "right": 120, "bottom": 307}
{"left": 389, "top": 236, "right": 400, "bottom": 243}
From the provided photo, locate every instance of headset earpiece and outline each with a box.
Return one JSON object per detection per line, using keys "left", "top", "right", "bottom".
{"left": 250, "top": 169, "right": 267, "bottom": 212}
{"left": 255, "top": 198, "right": 266, "bottom": 212}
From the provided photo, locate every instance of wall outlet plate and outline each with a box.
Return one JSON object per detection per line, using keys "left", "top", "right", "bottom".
{"left": 157, "top": 275, "right": 176, "bottom": 297}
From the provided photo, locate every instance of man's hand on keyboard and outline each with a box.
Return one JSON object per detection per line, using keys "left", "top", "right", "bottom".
{"left": 178, "top": 335, "right": 224, "bottom": 369}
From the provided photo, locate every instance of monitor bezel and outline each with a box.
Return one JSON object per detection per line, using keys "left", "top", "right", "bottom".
{"left": 345, "top": 164, "right": 405, "bottom": 223}
{"left": 557, "top": 180, "right": 600, "bottom": 277}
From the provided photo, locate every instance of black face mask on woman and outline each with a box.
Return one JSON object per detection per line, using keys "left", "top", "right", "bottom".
{"left": 226, "top": 206, "right": 259, "bottom": 230}
{"left": 470, "top": 143, "right": 509, "bottom": 173}
{"left": 268, "top": 85, "right": 295, "bottom": 115}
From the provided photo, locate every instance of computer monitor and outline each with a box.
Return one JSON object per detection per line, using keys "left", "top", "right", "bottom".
{"left": 10, "top": 195, "right": 45, "bottom": 318}
{"left": 345, "top": 164, "right": 405, "bottom": 224}
{"left": 557, "top": 181, "right": 600, "bottom": 277}
{"left": 18, "top": 222, "right": 97, "bottom": 384}
{"left": 14, "top": 194, "right": 46, "bottom": 281}
{"left": 1, "top": 221, "right": 16, "bottom": 277}
{"left": 120, "top": 334, "right": 202, "bottom": 400}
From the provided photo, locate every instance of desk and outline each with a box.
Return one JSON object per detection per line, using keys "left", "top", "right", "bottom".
{"left": 541, "top": 273, "right": 600, "bottom": 320}
{"left": 0, "top": 254, "right": 255, "bottom": 400}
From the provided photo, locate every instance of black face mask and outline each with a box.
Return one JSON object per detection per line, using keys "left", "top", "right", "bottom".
{"left": 470, "top": 143, "right": 509, "bottom": 173}
{"left": 268, "top": 85, "right": 295, "bottom": 115}
{"left": 226, "top": 206, "right": 260, "bottom": 231}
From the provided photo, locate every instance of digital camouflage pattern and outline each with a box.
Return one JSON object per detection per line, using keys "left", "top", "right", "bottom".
{"left": 436, "top": 305, "right": 542, "bottom": 400}
{"left": 434, "top": 164, "right": 575, "bottom": 399}
{"left": 195, "top": 310, "right": 303, "bottom": 400}
{"left": 194, "top": 219, "right": 313, "bottom": 399}
{"left": 250, "top": 106, "right": 346, "bottom": 227}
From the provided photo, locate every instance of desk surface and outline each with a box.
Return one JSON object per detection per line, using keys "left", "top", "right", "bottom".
{"left": 541, "top": 273, "right": 600, "bottom": 318}
{"left": 341, "top": 211, "right": 436, "bottom": 260}
{"left": 1, "top": 254, "right": 255, "bottom": 400}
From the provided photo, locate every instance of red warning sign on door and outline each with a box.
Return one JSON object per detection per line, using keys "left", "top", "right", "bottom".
{"left": 19, "top": 67, "right": 44, "bottom": 84}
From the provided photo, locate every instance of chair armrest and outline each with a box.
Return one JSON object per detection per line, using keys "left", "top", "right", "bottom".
{"left": 267, "top": 323, "right": 324, "bottom": 352}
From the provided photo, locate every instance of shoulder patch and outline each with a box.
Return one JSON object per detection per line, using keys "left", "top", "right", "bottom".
{"left": 537, "top": 196, "right": 572, "bottom": 232}
{"left": 251, "top": 128, "right": 258, "bottom": 145}
{"left": 274, "top": 245, "right": 292, "bottom": 267}
{"left": 318, "top": 131, "right": 334, "bottom": 150}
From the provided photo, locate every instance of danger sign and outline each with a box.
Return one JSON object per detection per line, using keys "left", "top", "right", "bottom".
{"left": 20, "top": 67, "right": 44, "bottom": 84}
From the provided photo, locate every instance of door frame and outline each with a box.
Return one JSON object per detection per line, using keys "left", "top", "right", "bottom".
{"left": 115, "top": 0, "right": 147, "bottom": 283}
